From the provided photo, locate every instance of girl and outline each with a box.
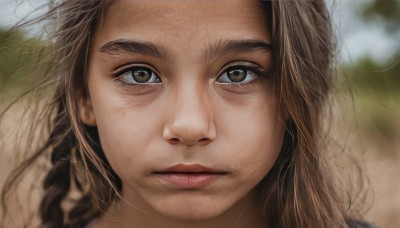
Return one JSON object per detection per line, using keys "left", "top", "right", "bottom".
{"left": 0, "top": 0, "right": 371, "bottom": 227}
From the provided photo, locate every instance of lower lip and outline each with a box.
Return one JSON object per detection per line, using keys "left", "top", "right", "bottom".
{"left": 154, "top": 173, "right": 226, "bottom": 188}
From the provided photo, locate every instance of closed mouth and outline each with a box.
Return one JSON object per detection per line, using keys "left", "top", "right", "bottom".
{"left": 154, "top": 164, "right": 228, "bottom": 174}
{"left": 153, "top": 164, "right": 229, "bottom": 188}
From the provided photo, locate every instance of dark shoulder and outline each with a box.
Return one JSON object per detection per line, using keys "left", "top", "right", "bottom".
{"left": 346, "top": 219, "right": 375, "bottom": 228}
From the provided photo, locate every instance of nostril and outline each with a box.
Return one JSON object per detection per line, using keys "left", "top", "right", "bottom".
{"left": 166, "top": 137, "right": 211, "bottom": 145}
{"left": 199, "top": 138, "right": 209, "bottom": 143}
{"left": 168, "top": 138, "right": 180, "bottom": 145}
{"left": 198, "top": 138, "right": 211, "bottom": 145}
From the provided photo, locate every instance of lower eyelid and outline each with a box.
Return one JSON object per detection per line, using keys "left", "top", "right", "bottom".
{"left": 226, "top": 82, "right": 253, "bottom": 88}
{"left": 113, "top": 78, "right": 162, "bottom": 94}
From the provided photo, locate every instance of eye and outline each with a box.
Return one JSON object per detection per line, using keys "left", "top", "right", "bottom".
{"left": 217, "top": 66, "right": 257, "bottom": 84}
{"left": 119, "top": 67, "right": 161, "bottom": 84}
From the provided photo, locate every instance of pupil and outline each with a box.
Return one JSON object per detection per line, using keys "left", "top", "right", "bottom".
{"left": 133, "top": 69, "right": 151, "bottom": 83}
{"left": 228, "top": 69, "right": 246, "bottom": 82}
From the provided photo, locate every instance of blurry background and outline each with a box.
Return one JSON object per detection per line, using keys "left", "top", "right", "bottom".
{"left": 0, "top": 0, "right": 399, "bottom": 227}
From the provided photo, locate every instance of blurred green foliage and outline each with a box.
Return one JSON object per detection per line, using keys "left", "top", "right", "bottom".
{"left": 361, "top": 0, "right": 400, "bottom": 35}
{"left": 345, "top": 0, "right": 400, "bottom": 144}
{"left": 345, "top": 55, "right": 400, "bottom": 96}
{"left": 0, "top": 28, "right": 40, "bottom": 102}
{"left": 342, "top": 55, "right": 400, "bottom": 143}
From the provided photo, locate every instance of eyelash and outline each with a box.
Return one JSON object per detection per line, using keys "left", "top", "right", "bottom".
{"left": 112, "top": 62, "right": 270, "bottom": 86}
{"left": 217, "top": 62, "right": 270, "bottom": 85}
{"left": 112, "top": 64, "right": 161, "bottom": 85}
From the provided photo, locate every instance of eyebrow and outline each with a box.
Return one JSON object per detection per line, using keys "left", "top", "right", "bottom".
{"left": 206, "top": 39, "right": 273, "bottom": 60}
{"left": 99, "top": 39, "right": 168, "bottom": 59}
{"left": 99, "top": 39, "right": 272, "bottom": 60}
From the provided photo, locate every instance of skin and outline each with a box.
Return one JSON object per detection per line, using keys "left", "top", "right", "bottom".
{"left": 80, "top": 0, "right": 285, "bottom": 227}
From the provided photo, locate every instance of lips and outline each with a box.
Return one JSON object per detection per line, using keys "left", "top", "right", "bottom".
{"left": 153, "top": 164, "right": 228, "bottom": 188}
{"left": 158, "top": 164, "right": 227, "bottom": 174}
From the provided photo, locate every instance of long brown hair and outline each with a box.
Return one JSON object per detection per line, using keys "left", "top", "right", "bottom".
{"left": 1, "top": 0, "right": 358, "bottom": 227}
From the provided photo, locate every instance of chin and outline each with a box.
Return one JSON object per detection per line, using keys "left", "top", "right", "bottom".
{"left": 159, "top": 209, "right": 229, "bottom": 223}
{"left": 150, "top": 194, "right": 235, "bottom": 221}
{"left": 162, "top": 208, "right": 224, "bottom": 221}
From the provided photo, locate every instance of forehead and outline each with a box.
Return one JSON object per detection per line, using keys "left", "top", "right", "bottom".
{"left": 94, "top": 0, "right": 270, "bottom": 51}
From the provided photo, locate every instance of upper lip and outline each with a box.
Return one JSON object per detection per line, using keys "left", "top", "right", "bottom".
{"left": 155, "top": 164, "right": 228, "bottom": 174}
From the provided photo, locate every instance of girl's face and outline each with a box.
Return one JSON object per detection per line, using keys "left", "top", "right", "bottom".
{"left": 82, "top": 0, "right": 284, "bottom": 221}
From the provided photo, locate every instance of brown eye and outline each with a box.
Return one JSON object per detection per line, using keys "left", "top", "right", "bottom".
{"left": 133, "top": 69, "right": 151, "bottom": 83}
{"left": 227, "top": 69, "right": 246, "bottom": 82}
{"left": 217, "top": 66, "right": 256, "bottom": 84}
{"left": 120, "top": 67, "right": 161, "bottom": 84}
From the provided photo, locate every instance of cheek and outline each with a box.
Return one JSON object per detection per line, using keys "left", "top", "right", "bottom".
{"left": 90, "top": 95, "right": 165, "bottom": 176}
{"left": 237, "top": 121, "right": 282, "bottom": 181}
{"left": 95, "top": 112, "right": 141, "bottom": 172}
{"left": 215, "top": 91, "right": 283, "bottom": 180}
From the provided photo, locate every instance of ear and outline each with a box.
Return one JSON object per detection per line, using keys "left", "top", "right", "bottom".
{"left": 79, "top": 97, "right": 97, "bottom": 126}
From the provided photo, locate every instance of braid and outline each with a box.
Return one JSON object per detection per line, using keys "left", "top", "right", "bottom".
{"left": 40, "top": 127, "right": 74, "bottom": 228}
{"left": 39, "top": 110, "right": 121, "bottom": 227}
{"left": 68, "top": 194, "right": 99, "bottom": 228}
{"left": 66, "top": 125, "right": 122, "bottom": 228}
{"left": 39, "top": 124, "right": 108, "bottom": 227}
{"left": 40, "top": 158, "right": 70, "bottom": 228}
{"left": 38, "top": 98, "right": 75, "bottom": 227}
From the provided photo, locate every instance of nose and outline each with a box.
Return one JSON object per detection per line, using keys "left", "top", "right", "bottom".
{"left": 163, "top": 82, "right": 216, "bottom": 146}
